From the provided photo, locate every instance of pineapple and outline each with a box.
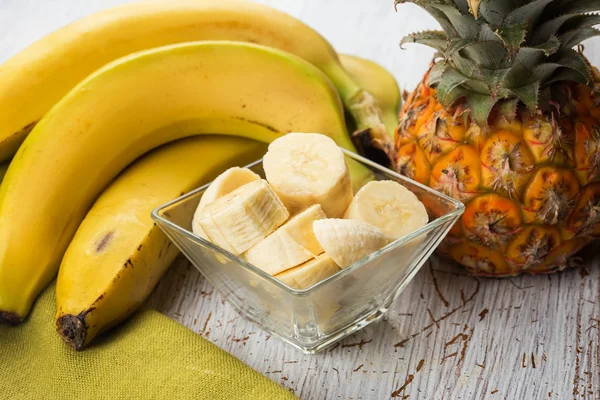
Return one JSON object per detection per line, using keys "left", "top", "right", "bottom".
{"left": 393, "top": 0, "right": 600, "bottom": 276}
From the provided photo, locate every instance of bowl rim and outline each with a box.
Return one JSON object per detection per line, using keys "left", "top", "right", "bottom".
{"left": 151, "top": 148, "right": 464, "bottom": 297}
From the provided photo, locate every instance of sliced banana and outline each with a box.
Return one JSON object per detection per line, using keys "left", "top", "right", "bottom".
{"left": 275, "top": 254, "right": 341, "bottom": 289}
{"left": 344, "top": 180, "right": 428, "bottom": 239}
{"left": 263, "top": 133, "right": 353, "bottom": 218}
{"left": 244, "top": 204, "right": 327, "bottom": 275}
{"left": 196, "top": 179, "right": 289, "bottom": 255}
{"left": 192, "top": 167, "right": 261, "bottom": 238}
{"left": 198, "top": 167, "right": 261, "bottom": 212}
{"left": 313, "top": 219, "right": 389, "bottom": 269}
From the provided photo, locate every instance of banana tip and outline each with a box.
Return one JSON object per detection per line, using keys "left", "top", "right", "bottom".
{"left": 56, "top": 314, "right": 87, "bottom": 350}
{"left": 0, "top": 311, "right": 23, "bottom": 325}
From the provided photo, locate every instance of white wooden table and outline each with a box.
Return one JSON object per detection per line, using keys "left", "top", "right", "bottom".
{"left": 2, "top": 1, "right": 599, "bottom": 399}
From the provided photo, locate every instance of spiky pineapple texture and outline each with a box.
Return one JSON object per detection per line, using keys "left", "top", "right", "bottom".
{"left": 397, "top": 0, "right": 600, "bottom": 124}
{"left": 394, "top": 0, "right": 600, "bottom": 276}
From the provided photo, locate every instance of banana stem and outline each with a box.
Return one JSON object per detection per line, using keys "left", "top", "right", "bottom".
{"left": 321, "top": 62, "right": 396, "bottom": 167}
{"left": 322, "top": 62, "right": 393, "bottom": 133}
{"left": 348, "top": 90, "right": 397, "bottom": 167}
{"left": 381, "top": 108, "right": 401, "bottom": 136}
{"left": 320, "top": 62, "right": 361, "bottom": 103}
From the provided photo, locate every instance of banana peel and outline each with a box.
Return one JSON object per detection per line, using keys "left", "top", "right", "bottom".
{"left": 0, "top": 41, "right": 368, "bottom": 323}
{"left": 0, "top": 0, "right": 386, "bottom": 163}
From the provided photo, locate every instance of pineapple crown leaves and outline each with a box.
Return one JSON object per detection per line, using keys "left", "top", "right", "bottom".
{"left": 400, "top": 30, "right": 448, "bottom": 51}
{"left": 396, "top": 0, "right": 600, "bottom": 125}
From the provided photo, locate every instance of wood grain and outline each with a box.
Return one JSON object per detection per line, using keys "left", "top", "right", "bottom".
{"left": 146, "top": 252, "right": 600, "bottom": 399}
{"left": 2, "top": 1, "right": 600, "bottom": 399}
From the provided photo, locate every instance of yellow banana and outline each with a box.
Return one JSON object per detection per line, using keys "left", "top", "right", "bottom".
{"left": 56, "top": 136, "right": 266, "bottom": 350}
{"left": 0, "top": 41, "right": 364, "bottom": 323}
{"left": 0, "top": 163, "right": 7, "bottom": 183}
{"left": 0, "top": 0, "right": 389, "bottom": 162}
{"left": 339, "top": 54, "right": 401, "bottom": 135}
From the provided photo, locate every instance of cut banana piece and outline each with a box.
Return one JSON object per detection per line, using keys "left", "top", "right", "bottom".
{"left": 192, "top": 167, "right": 260, "bottom": 238}
{"left": 275, "top": 254, "right": 340, "bottom": 289}
{"left": 313, "top": 219, "right": 389, "bottom": 269}
{"left": 344, "top": 180, "right": 428, "bottom": 239}
{"left": 263, "top": 133, "right": 353, "bottom": 218}
{"left": 197, "top": 167, "right": 261, "bottom": 212}
{"left": 196, "top": 179, "right": 289, "bottom": 255}
{"left": 244, "top": 204, "right": 327, "bottom": 275}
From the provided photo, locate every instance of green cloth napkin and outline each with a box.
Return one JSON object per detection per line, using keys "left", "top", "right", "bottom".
{"left": 0, "top": 283, "right": 297, "bottom": 400}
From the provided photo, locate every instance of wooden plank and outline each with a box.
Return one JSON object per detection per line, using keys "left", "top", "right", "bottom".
{"left": 2, "top": 1, "right": 599, "bottom": 398}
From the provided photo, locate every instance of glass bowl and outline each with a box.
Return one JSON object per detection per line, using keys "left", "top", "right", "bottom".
{"left": 152, "top": 149, "right": 464, "bottom": 354}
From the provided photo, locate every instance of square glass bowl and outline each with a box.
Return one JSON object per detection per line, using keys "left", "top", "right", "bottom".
{"left": 152, "top": 149, "right": 464, "bottom": 354}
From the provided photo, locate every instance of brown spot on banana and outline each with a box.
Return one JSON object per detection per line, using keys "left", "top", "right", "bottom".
{"left": 233, "top": 117, "right": 279, "bottom": 133}
{"left": 95, "top": 231, "right": 114, "bottom": 252}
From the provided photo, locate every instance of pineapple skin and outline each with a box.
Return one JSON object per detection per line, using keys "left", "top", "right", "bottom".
{"left": 395, "top": 68, "right": 600, "bottom": 276}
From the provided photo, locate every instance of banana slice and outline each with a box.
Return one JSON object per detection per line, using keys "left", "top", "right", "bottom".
{"left": 263, "top": 133, "right": 353, "bottom": 218}
{"left": 244, "top": 204, "right": 327, "bottom": 275}
{"left": 192, "top": 167, "right": 260, "bottom": 238}
{"left": 344, "top": 180, "right": 428, "bottom": 239}
{"left": 275, "top": 254, "right": 340, "bottom": 289}
{"left": 197, "top": 167, "right": 261, "bottom": 212}
{"left": 313, "top": 219, "right": 389, "bottom": 269}
{"left": 196, "top": 179, "right": 289, "bottom": 255}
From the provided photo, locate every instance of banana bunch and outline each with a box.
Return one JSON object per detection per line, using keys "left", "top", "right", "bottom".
{"left": 0, "top": 0, "right": 400, "bottom": 349}
{"left": 0, "top": 0, "right": 395, "bottom": 163}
